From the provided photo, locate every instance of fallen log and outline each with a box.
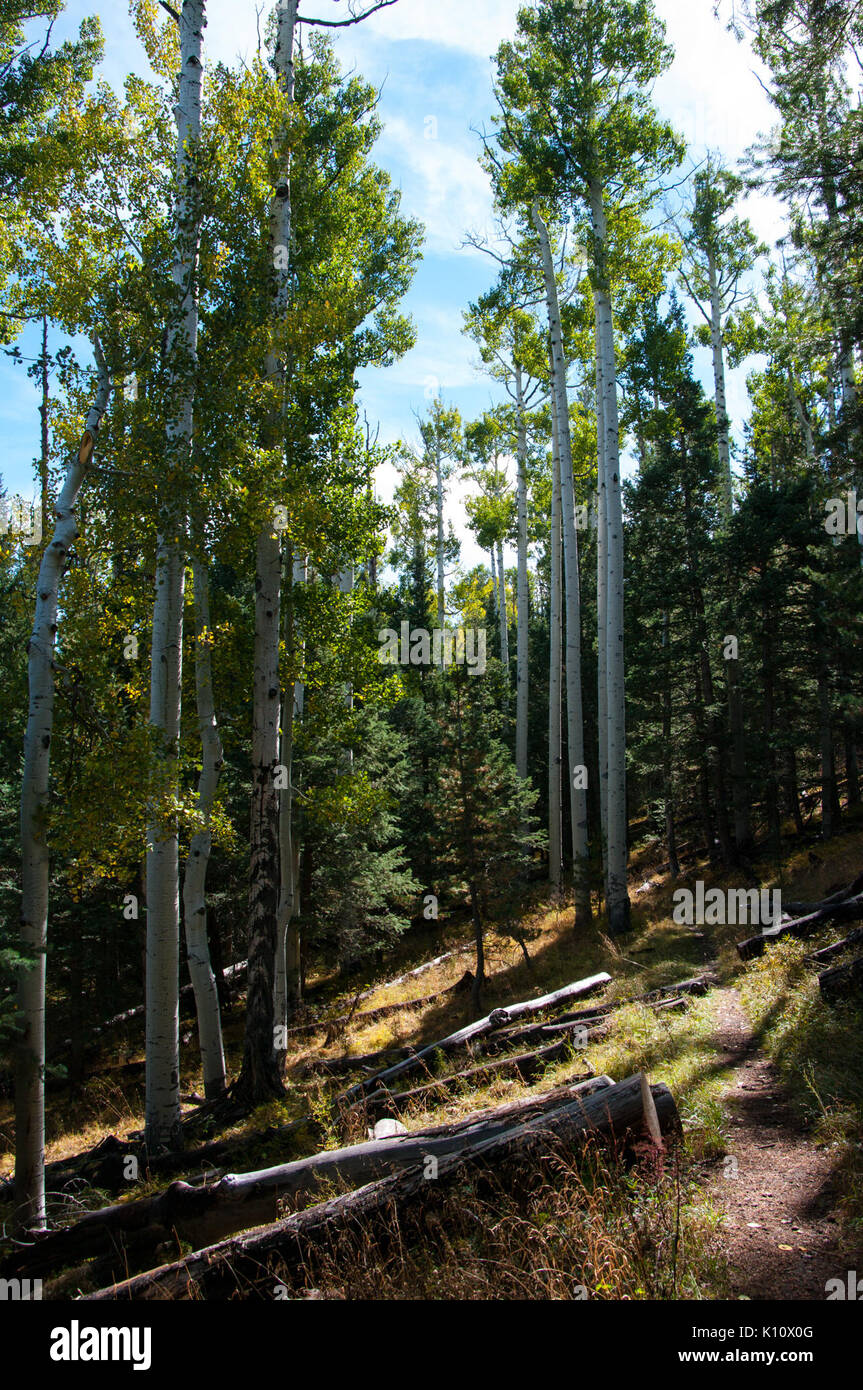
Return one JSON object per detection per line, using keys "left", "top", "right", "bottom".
{"left": 303, "top": 985, "right": 688, "bottom": 1082}
{"left": 355, "top": 945, "right": 474, "bottom": 1002}
{"left": 83, "top": 1072, "right": 677, "bottom": 1301}
{"left": 642, "top": 974, "right": 713, "bottom": 1000}
{"left": 284, "top": 982, "right": 460, "bottom": 1042}
{"left": 737, "top": 894, "right": 863, "bottom": 960}
{"left": 784, "top": 872, "right": 863, "bottom": 918}
{"left": 6, "top": 1074, "right": 612, "bottom": 1281}
{"left": 2, "top": 973, "right": 612, "bottom": 1206}
{"left": 818, "top": 956, "right": 863, "bottom": 1005}
{"left": 337, "top": 973, "right": 611, "bottom": 1107}
{"left": 57, "top": 960, "right": 249, "bottom": 1053}
{"left": 304, "top": 1014, "right": 596, "bottom": 1080}
{"left": 348, "top": 1042, "right": 599, "bottom": 1120}
{"left": 806, "top": 928, "right": 863, "bottom": 965}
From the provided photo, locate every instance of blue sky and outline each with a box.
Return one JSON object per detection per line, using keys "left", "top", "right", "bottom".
{"left": 2, "top": 0, "right": 786, "bottom": 568}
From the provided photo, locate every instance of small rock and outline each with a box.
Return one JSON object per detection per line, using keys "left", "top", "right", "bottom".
{"left": 368, "top": 1118, "right": 408, "bottom": 1141}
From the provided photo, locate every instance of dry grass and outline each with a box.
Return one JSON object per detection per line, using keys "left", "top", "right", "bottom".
{"left": 3, "top": 820, "right": 862, "bottom": 1300}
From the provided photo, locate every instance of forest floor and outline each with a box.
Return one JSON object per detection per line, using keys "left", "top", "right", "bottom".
{"left": 2, "top": 813, "right": 863, "bottom": 1298}
{"left": 705, "top": 987, "right": 845, "bottom": 1300}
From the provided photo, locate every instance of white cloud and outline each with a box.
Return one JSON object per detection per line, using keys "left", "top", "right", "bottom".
{"left": 333, "top": 0, "right": 522, "bottom": 57}
{"left": 376, "top": 115, "right": 496, "bottom": 253}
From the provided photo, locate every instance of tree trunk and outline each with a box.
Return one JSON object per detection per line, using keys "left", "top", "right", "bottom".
{"left": 339, "top": 970, "right": 610, "bottom": 1107}
{"left": 496, "top": 535, "right": 509, "bottom": 679}
{"left": 7, "top": 1077, "right": 618, "bottom": 1280}
{"left": 818, "top": 660, "right": 837, "bottom": 841}
{"left": 708, "top": 248, "right": 733, "bottom": 517}
{"left": 182, "top": 554, "right": 226, "bottom": 1099}
{"left": 589, "top": 181, "right": 629, "bottom": 936}
{"left": 82, "top": 1073, "right": 677, "bottom": 1301}
{"left": 276, "top": 552, "right": 305, "bottom": 1061}
{"left": 236, "top": 525, "right": 285, "bottom": 1105}
{"left": 726, "top": 650, "right": 752, "bottom": 854}
{"left": 469, "top": 879, "right": 485, "bottom": 1015}
{"left": 548, "top": 402, "right": 563, "bottom": 891}
{"left": 532, "top": 204, "right": 591, "bottom": 929}
{"left": 819, "top": 957, "right": 863, "bottom": 1006}
{"left": 760, "top": 595, "right": 782, "bottom": 861}
{"left": 661, "top": 611, "right": 679, "bottom": 878}
{"left": 236, "top": 0, "right": 297, "bottom": 1105}
{"left": 435, "top": 429, "right": 446, "bottom": 633}
{"left": 16, "top": 341, "right": 111, "bottom": 1228}
{"left": 145, "top": 0, "right": 206, "bottom": 1153}
{"left": 596, "top": 350, "right": 608, "bottom": 860}
{"left": 845, "top": 718, "right": 860, "bottom": 807}
{"left": 38, "top": 316, "right": 49, "bottom": 542}
{"left": 737, "top": 894, "right": 863, "bottom": 961}
{"left": 514, "top": 365, "right": 529, "bottom": 779}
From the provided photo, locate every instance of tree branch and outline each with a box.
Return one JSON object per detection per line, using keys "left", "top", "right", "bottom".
{"left": 300, "top": 0, "right": 399, "bottom": 28}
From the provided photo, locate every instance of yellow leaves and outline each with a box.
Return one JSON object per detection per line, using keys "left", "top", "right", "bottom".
{"left": 129, "top": 0, "right": 181, "bottom": 83}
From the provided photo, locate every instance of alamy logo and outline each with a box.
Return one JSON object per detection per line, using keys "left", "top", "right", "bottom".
{"left": 0, "top": 1277, "right": 42, "bottom": 1300}
{"left": 825, "top": 1271, "right": 863, "bottom": 1300}
{"left": 672, "top": 883, "right": 781, "bottom": 926}
{"left": 49, "top": 1321, "right": 152, "bottom": 1371}
{"left": 378, "top": 623, "right": 486, "bottom": 675}
{"left": 824, "top": 491, "right": 863, "bottom": 537}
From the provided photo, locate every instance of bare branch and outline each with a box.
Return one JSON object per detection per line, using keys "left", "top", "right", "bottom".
{"left": 300, "top": 0, "right": 399, "bottom": 29}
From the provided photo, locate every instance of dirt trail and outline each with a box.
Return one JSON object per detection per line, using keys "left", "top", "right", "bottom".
{"left": 708, "top": 987, "right": 846, "bottom": 1300}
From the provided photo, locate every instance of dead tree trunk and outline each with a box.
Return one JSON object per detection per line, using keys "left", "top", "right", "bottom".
{"left": 819, "top": 957, "right": 863, "bottom": 1005}
{"left": 79, "top": 1072, "right": 678, "bottom": 1299}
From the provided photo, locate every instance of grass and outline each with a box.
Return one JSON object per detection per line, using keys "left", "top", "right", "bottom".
{"left": 1, "top": 819, "right": 862, "bottom": 1298}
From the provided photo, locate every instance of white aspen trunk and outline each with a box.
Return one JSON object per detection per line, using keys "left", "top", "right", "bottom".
{"left": 595, "top": 346, "right": 608, "bottom": 862}
{"left": 589, "top": 180, "right": 630, "bottom": 938}
{"left": 490, "top": 545, "right": 497, "bottom": 626}
{"left": 182, "top": 555, "right": 226, "bottom": 1099}
{"left": 496, "top": 536, "right": 509, "bottom": 676}
{"left": 145, "top": 0, "right": 206, "bottom": 1149}
{"left": 16, "top": 341, "right": 110, "bottom": 1227}
{"left": 275, "top": 553, "right": 305, "bottom": 1058}
{"left": 548, "top": 387, "right": 563, "bottom": 891}
{"left": 788, "top": 377, "right": 815, "bottom": 460}
{"left": 707, "top": 250, "right": 733, "bottom": 518}
{"left": 514, "top": 366, "right": 529, "bottom": 780}
{"left": 240, "top": 521, "right": 283, "bottom": 1100}
{"left": 435, "top": 432, "right": 446, "bottom": 634}
{"left": 532, "top": 204, "right": 591, "bottom": 928}
{"left": 237, "top": 0, "right": 296, "bottom": 1104}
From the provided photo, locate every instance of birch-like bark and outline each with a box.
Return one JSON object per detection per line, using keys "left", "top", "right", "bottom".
{"left": 182, "top": 555, "right": 226, "bottom": 1099}
{"left": 548, "top": 388, "right": 563, "bottom": 891}
{"left": 589, "top": 180, "right": 630, "bottom": 937}
{"left": 434, "top": 430, "right": 446, "bottom": 634}
{"left": 275, "top": 552, "right": 305, "bottom": 1062}
{"left": 514, "top": 366, "right": 529, "bottom": 780}
{"left": 707, "top": 250, "right": 733, "bottom": 519}
{"left": 145, "top": 0, "right": 206, "bottom": 1150}
{"left": 16, "top": 340, "right": 110, "bottom": 1228}
{"left": 496, "top": 536, "right": 509, "bottom": 677}
{"left": 236, "top": 0, "right": 297, "bottom": 1104}
{"left": 788, "top": 377, "right": 815, "bottom": 460}
{"left": 595, "top": 345, "right": 608, "bottom": 861}
{"left": 239, "top": 522, "right": 284, "bottom": 1102}
{"left": 532, "top": 205, "right": 591, "bottom": 928}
